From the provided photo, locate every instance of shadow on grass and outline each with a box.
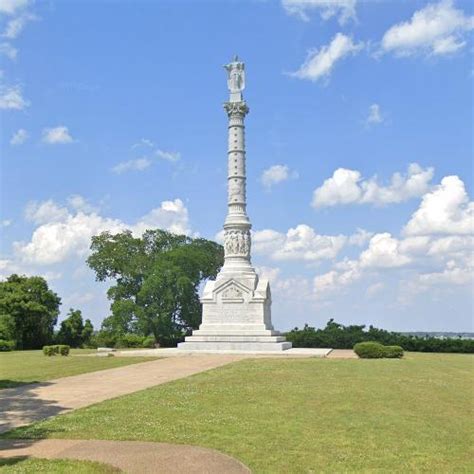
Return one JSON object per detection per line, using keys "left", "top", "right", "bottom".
{"left": 0, "top": 456, "right": 29, "bottom": 467}
{"left": 0, "top": 380, "right": 36, "bottom": 390}
{"left": 0, "top": 382, "right": 67, "bottom": 436}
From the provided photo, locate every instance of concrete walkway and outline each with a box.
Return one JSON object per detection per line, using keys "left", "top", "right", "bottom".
{"left": 0, "top": 355, "right": 242, "bottom": 434}
{"left": 0, "top": 439, "right": 250, "bottom": 473}
{"left": 326, "top": 349, "right": 358, "bottom": 359}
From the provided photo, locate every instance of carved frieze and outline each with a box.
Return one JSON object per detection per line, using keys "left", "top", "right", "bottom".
{"left": 224, "top": 229, "right": 251, "bottom": 256}
{"left": 222, "top": 285, "right": 243, "bottom": 299}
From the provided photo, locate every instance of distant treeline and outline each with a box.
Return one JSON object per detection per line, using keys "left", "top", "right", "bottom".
{"left": 286, "top": 320, "right": 474, "bottom": 354}
{"left": 400, "top": 332, "right": 474, "bottom": 340}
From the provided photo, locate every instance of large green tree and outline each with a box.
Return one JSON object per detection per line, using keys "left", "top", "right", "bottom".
{"left": 57, "top": 308, "right": 92, "bottom": 347}
{"left": 0, "top": 274, "right": 61, "bottom": 349}
{"left": 87, "top": 229, "right": 223, "bottom": 346}
{"left": 81, "top": 318, "right": 94, "bottom": 346}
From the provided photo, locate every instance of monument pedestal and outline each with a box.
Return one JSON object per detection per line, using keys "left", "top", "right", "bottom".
{"left": 178, "top": 276, "right": 292, "bottom": 351}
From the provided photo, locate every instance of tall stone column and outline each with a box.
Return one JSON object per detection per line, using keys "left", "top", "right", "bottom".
{"left": 178, "top": 56, "right": 291, "bottom": 352}
{"left": 220, "top": 84, "right": 256, "bottom": 283}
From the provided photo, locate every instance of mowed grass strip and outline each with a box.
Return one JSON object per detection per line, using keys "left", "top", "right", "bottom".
{"left": 0, "top": 457, "right": 120, "bottom": 473}
{"left": 4, "top": 352, "right": 473, "bottom": 472}
{"left": 0, "top": 350, "right": 158, "bottom": 389}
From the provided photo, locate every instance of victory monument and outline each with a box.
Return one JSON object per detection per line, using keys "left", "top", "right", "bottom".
{"left": 179, "top": 57, "right": 292, "bottom": 352}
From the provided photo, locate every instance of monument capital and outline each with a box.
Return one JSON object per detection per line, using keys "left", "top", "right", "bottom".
{"left": 223, "top": 101, "right": 249, "bottom": 118}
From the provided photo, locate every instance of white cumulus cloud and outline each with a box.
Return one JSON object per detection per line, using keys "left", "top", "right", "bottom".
{"left": 25, "top": 200, "right": 70, "bottom": 225}
{"left": 261, "top": 164, "right": 298, "bottom": 190}
{"left": 381, "top": 0, "right": 474, "bottom": 57}
{"left": 282, "top": 0, "right": 357, "bottom": 24}
{"left": 14, "top": 197, "right": 192, "bottom": 265}
{"left": 290, "top": 33, "right": 363, "bottom": 82}
{"left": 0, "top": 83, "right": 29, "bottom": 109}
{"left": 312, "top": 174, "right": 473, "bottom": 300}
{"left": 253, "top": 224, "right": 348, "bottom": 262}
{"left": 41, "top": 126, "right": 74, "bottom": 144}
{"left": 359, "top": 233, "right": 412, "bottom": 268}
{"left": 312, "top": 163, "right": 434, "bottom": 208}
{"left": 404, "top": 175, "right": 473, "bottom": 236}
{"left": 10, "top": 127, "right": 28, "bottom": 145}
{"left": 133, "top": 199, "right": 190, "bottom": 236}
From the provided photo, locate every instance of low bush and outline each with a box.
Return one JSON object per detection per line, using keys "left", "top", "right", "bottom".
{"left": 115, "top": 333, "right": 146, "bottom": 348}
{"left": 354, "top": 342, "right": 404, "bottom": 359}
{"left": 0, "top": 339, "right": 15, "bottom": 351}
{"left": 58, "top": 344, "right": 70, "bottom": 356}
{"left": 384, "top": 345, "right": 404, "bottom": 358}
{"left": 43, "top": 344, "right": 70, "bottom": 356}
{"left": 90, "top": 330, "right": 116, "bottom": 349}
{"left": 43, "top": 345, "right": 56, "bottom": 356}
{"left": 354, "top": 342, "right": 386, "bottom": 358}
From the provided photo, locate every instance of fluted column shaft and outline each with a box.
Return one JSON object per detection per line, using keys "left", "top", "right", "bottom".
{"left": 221, "top": 101, "right": 254, "bottom": 275}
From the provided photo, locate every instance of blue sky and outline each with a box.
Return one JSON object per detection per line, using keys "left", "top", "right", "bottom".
{"left": 1, "top": 0, "right": 473, "bottom": 332}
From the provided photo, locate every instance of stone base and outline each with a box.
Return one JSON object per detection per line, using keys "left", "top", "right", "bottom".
{"left": 178, "top": 275, "right": 292, "bottom": 353}
{"left": 115, "top": 347, "right": 331, "bottom": 357}
{"left": 178, "top": 335, "right": 292, "bottom": 352}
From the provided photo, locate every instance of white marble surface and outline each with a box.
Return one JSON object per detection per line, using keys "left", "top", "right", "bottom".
{"left": 115, "top": 348, "right": 332, "bottom": 358}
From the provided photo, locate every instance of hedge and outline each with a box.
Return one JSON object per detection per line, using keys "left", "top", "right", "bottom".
{"left": 353, "top": 342, "right": 386, "bottom": 358}
{"left": 43, "top": 344, "right": 70, "bottom": 356}
{"left": 353, "top": 342, "right": 404, "bottom": 359}
{"left": 286, "top": 320, "right": 474, "bottom": 353}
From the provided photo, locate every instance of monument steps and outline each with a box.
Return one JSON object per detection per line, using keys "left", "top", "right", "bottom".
{"left": 182, "top": 335, "right": 287, "bottom": 343}
{"left": 192, "top": 329, "right": 282, "bottom": 336}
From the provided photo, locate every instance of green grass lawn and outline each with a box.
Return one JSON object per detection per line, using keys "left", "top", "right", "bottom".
{"left": 0, "top": 458, "right": 120, "bottom": 473}
{"left": 3, "top": 352, "right": 473, "bottom": 472}
{"left": 0, "top": 350, "right": 158, "bottom": 389}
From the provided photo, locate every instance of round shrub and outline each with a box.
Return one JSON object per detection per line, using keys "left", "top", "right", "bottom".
{"left": 43, "top": 345, "right": 56, "bottom": 356}
{"left": 0, "top": 339, "right": 15, "bottom": 351}
{"left": 384, "top": 345, "right": 404, "bottom": 358}
{"left": 58, "top": 344, "right": 70, "bottom": 356}
{"left": 354, "top": 341, "right": 386, "bottom": 358}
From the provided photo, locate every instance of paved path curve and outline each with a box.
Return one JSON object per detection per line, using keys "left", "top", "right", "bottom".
{"left": 0, "top": 439, "right": 251, "bottom": 473}
{"left": 0, "top": 355, "right": 242, "bottom": 434}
